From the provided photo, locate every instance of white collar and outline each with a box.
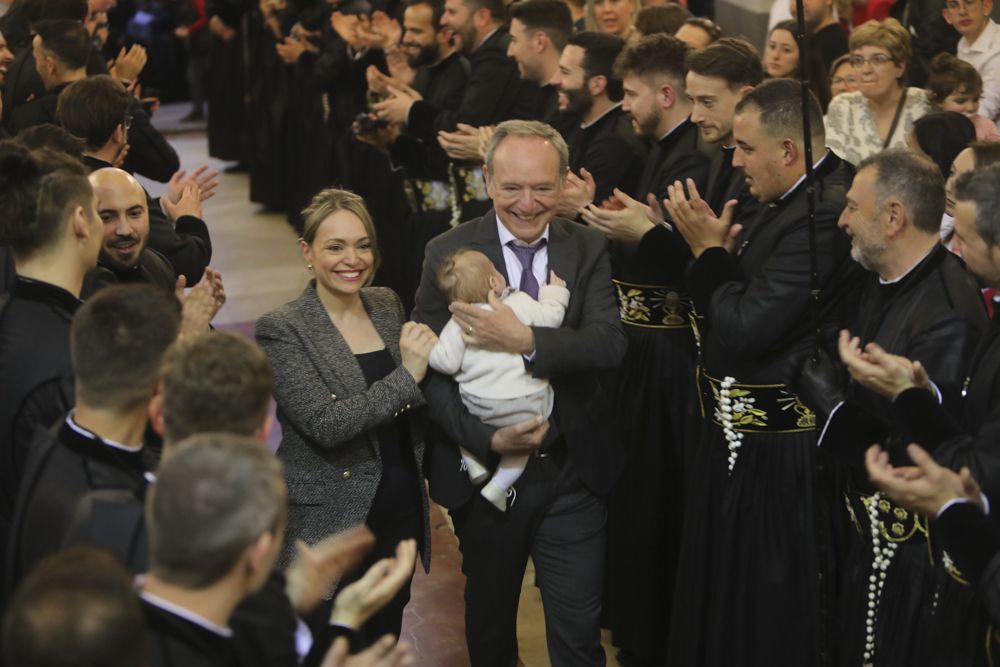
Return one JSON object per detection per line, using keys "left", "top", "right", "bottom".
{"left": 138, "top": 585, "right": 234, "bottom": 638}
{"left": 961, "top": 18, "right": 999, "bottom": 52}
{"left": 496, "top": 215, "right": 550, "bottom": 248}
{"left": 66, "top": 411, "right": 144, "bottom": 453}
{"left": 581, "top": 102, "right": 622, "bottom": 129}
{"left": 878, "top": 245, "right": 935, "bottom": 285}
{"left": 778, "top": 150, "right": 832, "bottom": 202}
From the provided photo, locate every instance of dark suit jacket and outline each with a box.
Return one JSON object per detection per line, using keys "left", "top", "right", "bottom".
{"left": 255, "top": 284, "right": 431, "bottom": 570}
{"left": 407, "top": 28, "right": 540, "bottom": 137}
{"left": 412, "top": 212, "right": 627, "bottom": 509}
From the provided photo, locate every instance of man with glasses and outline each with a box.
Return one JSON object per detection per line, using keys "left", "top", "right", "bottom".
{"left": 944, "top": 0, "right": 1000, "bottom": 123}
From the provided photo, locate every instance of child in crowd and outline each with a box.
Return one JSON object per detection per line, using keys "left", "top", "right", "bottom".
{"left": 926, "top": 52, "right": 1000, "bottom": 141}
{"left": 429, "top": 249, "right": 569, "bottom": 511}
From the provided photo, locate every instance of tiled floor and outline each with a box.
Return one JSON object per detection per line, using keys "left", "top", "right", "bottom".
{"left": 155, "top": 114, "right": 623, "bottom": 666}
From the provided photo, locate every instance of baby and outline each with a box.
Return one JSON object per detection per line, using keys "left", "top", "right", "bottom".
{"left": 429, "top": 249, "right": 569, "bottom": 511}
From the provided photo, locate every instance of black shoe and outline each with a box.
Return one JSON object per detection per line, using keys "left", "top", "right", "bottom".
{"left": 180, "top": 110, "right": 204, "bottom": 122}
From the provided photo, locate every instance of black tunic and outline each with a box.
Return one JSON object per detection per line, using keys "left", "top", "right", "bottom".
{"left": 634, "top": 117, "right": 709, "bottom": 206}
{"left": 7, "top": 416, "right": 153, "bottom": 588}
{"left": 819, "top": 244, "right": 988, "bottom": 667}
{"left": 568, "top": 105, "right": 646, "bottom": 204}
{"left": 0, "top": 278, "right": 79, "bottom": 548}
{"left": 667, "top": 152, "right": 863, "bottom": 667}
{"left": 602, "top": 112, "right": 707, "bottom": 662}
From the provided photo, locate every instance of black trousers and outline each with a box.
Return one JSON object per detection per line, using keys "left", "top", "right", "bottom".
{"left": 449, "top": 447, "right": 608, "bottom": 667}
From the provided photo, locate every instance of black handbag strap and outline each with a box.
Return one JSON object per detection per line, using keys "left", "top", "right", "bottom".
{"left": 882, "top": 88, "right": 908, "bottom": 149}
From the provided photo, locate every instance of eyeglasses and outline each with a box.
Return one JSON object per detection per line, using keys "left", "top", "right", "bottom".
{"left": 123, "top": 114, "right": 133, "bottom": 130}
{"left": 849, "top": 53, "right": 894, "bottom": 68}
{"left": 832, "top": 75, "right": 858, "bottom": 86}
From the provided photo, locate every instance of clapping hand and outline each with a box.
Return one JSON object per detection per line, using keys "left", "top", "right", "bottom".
{"left": 664, "top": 179, "right": 741, "bottom": 257}
{"left": 162, "top": 183, "right": 203, "bottom": 222}
{"left": 167, "top": 165, "right": 220, "bottom": 206}
{"left": 557, "top": 168, "right": 596, "bottom": 218}
{"left": 580, "top": 189, "right": 657, "bottom": 243}
{"left": 838, "top": 330, "right": 931, "bottom": 399}
{"left": 372, "top": 84, "right": 421, "bottom": 126}
{"left": 285, "top": 526, "right": 375, "bottom": 616}
{"left": 330, "top": 539, "right": 418, "bottom": 629}
{"left": 176, "top": 267, "right": 226, "bottom": 337}
{"left": 437, "top": 123, "right": 484, "bottom": 161}
{"left": 866, "top": 443, "right": 984, "bottom": 517}
{"left": 109, "top": 44, "right": 147, "bottom": 81}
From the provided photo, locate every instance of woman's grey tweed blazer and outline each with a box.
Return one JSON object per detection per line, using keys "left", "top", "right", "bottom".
{"left": 255, "top": 282, "right": 430, "bottom": 570}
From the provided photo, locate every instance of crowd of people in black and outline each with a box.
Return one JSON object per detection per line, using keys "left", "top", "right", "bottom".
{"left": 1, "top": 0, "right": 1000, "bottom": 663}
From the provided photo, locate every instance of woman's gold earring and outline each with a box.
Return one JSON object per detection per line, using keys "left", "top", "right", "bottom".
{"left": 307, "top": 264, "right": 313, "bottom": 271}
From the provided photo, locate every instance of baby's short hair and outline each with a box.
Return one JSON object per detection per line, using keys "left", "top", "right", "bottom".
{"left": 436, "top": 249, "right": 493, "bottom": 303}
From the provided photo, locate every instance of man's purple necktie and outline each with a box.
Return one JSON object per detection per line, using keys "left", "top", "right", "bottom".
{"left": 507, "top": 240, "right": 545, "bottom": 299}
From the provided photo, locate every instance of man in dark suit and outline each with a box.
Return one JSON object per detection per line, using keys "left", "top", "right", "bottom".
{"left": 663, "top": 79, "right": 861, "bottom": 666}
{"left": 413, "top": 119, "right": 626, "bottom": 667}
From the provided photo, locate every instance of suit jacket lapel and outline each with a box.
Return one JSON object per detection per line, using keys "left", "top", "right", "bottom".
{"left": 472, "top": 210, "right": 510, "bottom": 284}
{"left": 547, "top": 219, "right": 575, "bottom": 295}
{"left": 295, "top": 283, "right": 368, "bottom": 394}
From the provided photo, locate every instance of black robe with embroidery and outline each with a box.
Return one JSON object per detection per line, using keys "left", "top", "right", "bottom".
{"left": 667, "top": 152, "right": 863, "bottom": 667}
{"left": 819, "top": 244, "right": 987, "bottom": 667}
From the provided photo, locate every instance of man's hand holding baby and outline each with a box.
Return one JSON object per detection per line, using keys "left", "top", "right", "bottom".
{"left": 450, "top": 295, "right": 535, "bottom": 354}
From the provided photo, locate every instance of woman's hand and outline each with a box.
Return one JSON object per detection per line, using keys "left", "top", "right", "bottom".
{"left": 399, "top": 321, "right": 437, "bottom": 383}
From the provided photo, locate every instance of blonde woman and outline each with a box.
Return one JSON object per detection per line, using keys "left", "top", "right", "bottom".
{"left": 255, "top": 188, "right": 436, "bottom": 646}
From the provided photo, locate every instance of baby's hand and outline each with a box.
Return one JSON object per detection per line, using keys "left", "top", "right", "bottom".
{"left": 549, "top": 270, "right": 566, "bottom": 288}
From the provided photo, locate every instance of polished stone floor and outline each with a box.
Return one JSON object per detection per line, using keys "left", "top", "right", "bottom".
{"left": 151, "top": 116, "right": 624, "bottom": 666}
